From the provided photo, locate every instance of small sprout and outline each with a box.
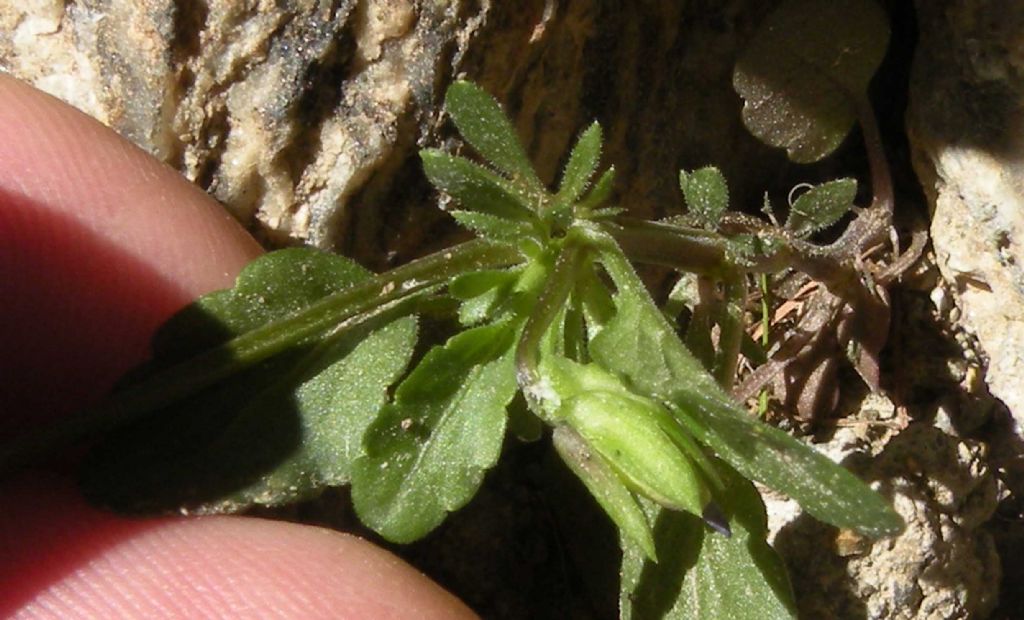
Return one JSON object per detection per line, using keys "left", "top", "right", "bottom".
{"left": 679, "top": 166, "right": 729, "bottom": 229}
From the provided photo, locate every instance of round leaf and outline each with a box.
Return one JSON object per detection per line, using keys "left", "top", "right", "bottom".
{"left": 733, "top": 0, "right": 890, "bottom": 162}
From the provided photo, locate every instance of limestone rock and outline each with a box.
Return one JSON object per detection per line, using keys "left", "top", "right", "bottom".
{"left": 908, "top": 0, "right": 1024, "bottom": 429}
{"left": 0, "top": 0, "right": 785, "bottom": 266}
{"left": 771, "top": 422, "right": 1000, "bottom": 620}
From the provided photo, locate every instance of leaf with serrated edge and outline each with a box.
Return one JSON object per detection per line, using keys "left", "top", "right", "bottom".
{"left": 733, "top": 0, "right": 889, "bottom": 162}
{"left": 351, "top": 321, "right": 518, "bottom": 542}
{"left": 680, "top": 167, "right": 729, "bottom": 229}
{"left": 82, "top": 249, "right": 418, "bottom": 513}
{"left": 787, "top": 178, "right": 857, "bottom": 237}
{"left": 557, "top": 122, "right": 603, "bottom": 204}
{"left": 620, "top": 464, "right": 795, "bottom": 620}
{"left": 444, "top": 81, "right": 544, "bottom": 195}
{"left": 589, "top": 238, "right": 903, "bottom": 537}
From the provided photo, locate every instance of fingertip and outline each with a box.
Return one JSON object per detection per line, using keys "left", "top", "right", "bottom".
{"left": 0, "top": 475, "right": 476, "bottom": 619}
{"left": 0, "top": 72, "right": 262, "bottom": 295}
{"left": 0, "top": 74, "right": 262, "bottom": 429}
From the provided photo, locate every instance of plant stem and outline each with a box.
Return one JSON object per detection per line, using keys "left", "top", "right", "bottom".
{"left": 515, "top": 234, "right": 587, "bottom": 415}
{"left": 856, "top": 94, "right": 893, "bottom": 219}
{"left": 0, "top": 239, "right": 523, "bottom": 474}
{"left": 757, "top": 273, "right": 771, "bottom": 416}
{"left": 714, "top": 270, "right": 746, "bottom": 388}
{"left": 606, "top": 218, "right": 729, "bottom": 275}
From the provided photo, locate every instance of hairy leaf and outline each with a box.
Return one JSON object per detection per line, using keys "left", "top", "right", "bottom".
{"left": 449, "top": 211, "right": 534, "bottom": 247}
{"left": 621, "top": 465, "right": 795, "bottom": 620}
{"left": 444, "top": 81, "right": 544, "bottom": 195}
{"left": 450, "top": 269, "right": 519, "bottom": 326}
{"left": 786, "top": 178, "right": 857, "bottom": 237}
{"left": 590, "top": 238, "right": 903, "bottom": 537}
{"left": 680, "top": 167, "right": 729, "bottom": 229}
{"left": 421, "top": 150, "right": 537, "bottom": 224}
{"left": 351, "top": 321, "right": 519, "bottom": 542}
{"left": 82, "top": 249, "right": 418, "bottom": 513}
{"left": 733, "top": 0, "right": 889, "bottom": 162}
{"left": 557, "top": 122, "right": 603, "bottom": 204}
{"left": 578, "top": 166, "right": 617, "bottom": 214}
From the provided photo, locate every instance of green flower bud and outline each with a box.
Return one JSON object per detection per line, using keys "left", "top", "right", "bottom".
{"left": 561, "top": 390, "right": 709, "bottom": 516}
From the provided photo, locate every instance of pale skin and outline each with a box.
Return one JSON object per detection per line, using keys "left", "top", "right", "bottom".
{"left": 0, "top": 74, "right": 476, "bottom": 619}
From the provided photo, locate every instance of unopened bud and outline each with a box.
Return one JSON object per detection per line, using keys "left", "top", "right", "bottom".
{"left": 561, "top": 390, "right": 708, "bottom": 515}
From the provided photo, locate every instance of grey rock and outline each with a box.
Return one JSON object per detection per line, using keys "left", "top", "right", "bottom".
{"left": 771, "top": 423, "right": 1000, "bottom": 620}
{"left": 909, "top": 0, "right": 1024, "bottom": 429}
{"left": 0, "top": 0, "right": 786, "bottom": 265}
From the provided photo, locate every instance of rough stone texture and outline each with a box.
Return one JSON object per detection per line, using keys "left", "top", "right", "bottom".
{"left": 908, "top": 0, "right": 1024, "bottom": 429}
{"left": 769, "top": 417, "right": 1000, "bottom": 620}
{"left": 0, "top": 0, "right": 791, "bottom": 266}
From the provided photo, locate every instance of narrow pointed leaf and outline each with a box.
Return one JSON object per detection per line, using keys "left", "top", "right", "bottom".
{"left": 621, "top": 465, "right": 796, "bottom": 620}
{"left": 82, "top": 249, "right": 418, "bottom": 513}
{"left": 733, "top": 0, "right": 890, "bottom": 162}
{"left": 589, "top": 237, "right": 903, "bottom": 537}
{"left": 578, "top": 166, "right": 616, "bottom": 213}
{"left": 680, "top": 167, "right": 729, "bottom": 229}
{"left": 786, "top": 178, "right": 857, "bottom": 237}
{"left": 449, "top": 211, "right": 534, "bottom": 245}
{"left": 557, "top": 122, "right": 603, "bottom": 204}
{"left": 444, "top": 81, "right": 544, "bottom": 194}
{"left": 421, "top": 149, "right": 536, "bottom": 222}
{"left": 351, "top": 321, "right": 519, "bottom": 542}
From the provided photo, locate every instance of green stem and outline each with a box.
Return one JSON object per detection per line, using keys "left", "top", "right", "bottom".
{"left": 714, "top": 270, "right": 746, "bottom": 388}
{"left": 607, "top": 218, "right": 727, "bottom": 275}
{"left": 516, "top": 234, "right": 587, "bottom": 414}
{"left": 757, "top": 273, "right": 771, "bottom": 416}
{"left": 608, "top": 217, "right": 793, "bottom": 276}
{"left": 0, "top": 239, "right": 523, "bottom": 474}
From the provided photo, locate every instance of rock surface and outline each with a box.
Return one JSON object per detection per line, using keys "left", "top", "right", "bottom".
{"left": 769, "top": 415, "right": 1000, "bottom": 620}
{"left": 0, "top": 0, "right": 788, "bottom": 267}
{"left": 908, "top": 0, "right": 1024, "bottom": 430}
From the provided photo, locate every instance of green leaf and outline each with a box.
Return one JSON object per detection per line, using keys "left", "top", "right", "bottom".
{"left": 351, "top": 321, "right": 519, "bottom": 542}
{"left": 578, "top": 166, "right": 616, "bottom": 213}
{"left": 82, "top": 249, "right": 418, "bottom": 513}
{"left": 589, "top": 238, "right": 903, "bottom": 537}
{"left": 670, "top": 389, "right": 903, "bottom": 538}
{"left": 444, "top": 81, "right": 544, "bottom": 195}
{"left": 557, "top": 122, "right": 603, "bottom": 204}
{"left": 786, "top": 178, "right": 857, "bottom": 237}
{"left": 449, "top": 268, "right": 519, "bottom": 326}
{"left": 733, "top": 0, "right": 890, "bottom": 162}
{"left": 152, "top": 248, "right": 372, "bottom": 359}
{"left": 449, "top": 211, "right": 534, "bottom": 246}
{"left": 620, "top": 465, "right": 796, "bottom": 620}
{"left": 679, "top": 167, "right": 729, "bottom": 229}
{"left": 553, "top": 425, "right": 656, "bottom": 560}
{"left": 421, "top": 150, "right": 537, "bottom": 223}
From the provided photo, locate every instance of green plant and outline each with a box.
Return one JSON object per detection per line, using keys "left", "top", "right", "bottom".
{"left": 1, "top": 1, "right": 921, "bottom": 617}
